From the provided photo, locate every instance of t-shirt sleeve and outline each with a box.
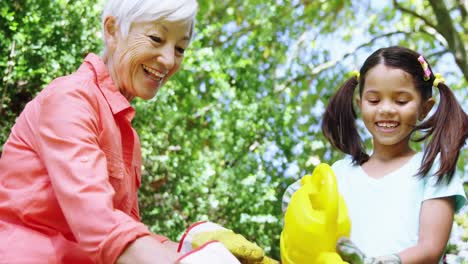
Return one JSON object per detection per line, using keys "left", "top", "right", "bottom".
{"left": 282, "top": 180, "right": 302, "bottom": 215}
{"left": 282, "top": 158, "right": 352, "bottom": 214}
{"left": 331, "top": 157, "right": 353, "bottom": 184}
{"left": 423, "top": 156, "right": 467, "bottom": 213}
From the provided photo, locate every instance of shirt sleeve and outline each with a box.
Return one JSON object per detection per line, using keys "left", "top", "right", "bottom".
{"left": 331, "top": 158, "right": 350, "bottom": 190}
{"left": 282, "top": 159, "right": 351, "bottom": 215}
{"left": 282, "top": 180, "right": 302, "bottom": 215}
{"left": 35, "top": 84, "right": 152, "bottom": 263}
{"left": 423, "top": 156, "right": 467, "bottom": 213}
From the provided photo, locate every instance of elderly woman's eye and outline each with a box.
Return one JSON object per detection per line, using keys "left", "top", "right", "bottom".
{"left": 149, "top": 35, "right": 161, "bottom": 43}
{"left": 176, "top": 47, "right": 185, "bottom": 54}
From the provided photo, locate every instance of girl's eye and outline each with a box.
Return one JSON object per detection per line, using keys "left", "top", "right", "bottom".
{"left": 367, "top": 99, "right": 379, "bottom": 104}
{"left": 149, "top": 35, "right": 162, "bottom": 43}
{"left": 396, "top": 100, "right": 408, "bottom": 105}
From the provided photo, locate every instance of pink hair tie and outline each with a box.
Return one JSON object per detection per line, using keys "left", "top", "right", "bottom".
{"left": 417, "top": 55, "right": 431, "bottom": 81}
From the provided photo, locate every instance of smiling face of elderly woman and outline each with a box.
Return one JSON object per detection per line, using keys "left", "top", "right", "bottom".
{"left": 102, "top": 0, "right": 198, "bottom": 101}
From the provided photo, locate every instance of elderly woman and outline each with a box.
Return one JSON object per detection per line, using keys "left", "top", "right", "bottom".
{"left": 0, "top": 0, "right": 197, "bottom": 263}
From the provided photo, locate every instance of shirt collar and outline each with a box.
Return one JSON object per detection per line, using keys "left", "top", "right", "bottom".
{"left": 83, "top": 53, "right": 135, "bottom": 120}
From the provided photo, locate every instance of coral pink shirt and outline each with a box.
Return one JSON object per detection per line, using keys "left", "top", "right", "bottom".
{"left": 0, "top": 53, "right": 166, "bottom": 263}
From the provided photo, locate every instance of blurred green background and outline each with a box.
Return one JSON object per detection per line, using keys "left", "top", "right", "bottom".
{"left": 0, "top": 0, "right": 466, "bottom": 262}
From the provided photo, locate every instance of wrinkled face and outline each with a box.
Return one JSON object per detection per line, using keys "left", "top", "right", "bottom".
{"left": 357, "top": 64, "right": 433, "bottom": 151}
{"left": 105, "top": 18, "right": 191, "bottom": 100}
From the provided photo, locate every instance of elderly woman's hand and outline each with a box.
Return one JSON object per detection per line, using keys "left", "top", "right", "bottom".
{"left": 178, "top": 221, "right": 279, "bottom": 264}
{"left": 117, "top": 235, "right": 181, "bottom": 264}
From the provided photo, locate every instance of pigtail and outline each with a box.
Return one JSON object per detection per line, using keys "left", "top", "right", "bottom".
{"left": 414, "top": 82, "right": 468, "bottom": 182}
{"left": 322, "top": 77, "right": 369, "bottom": 165}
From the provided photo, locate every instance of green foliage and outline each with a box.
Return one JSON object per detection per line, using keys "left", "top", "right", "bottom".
{"left": 0, "top": 0, "right": 466, "bottom": 260}
{"left": 0, "top": 0, "right": 102, "bottom": 145}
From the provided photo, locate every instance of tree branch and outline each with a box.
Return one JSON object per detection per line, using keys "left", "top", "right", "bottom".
{"left": 428, "top": 0, "right": 468, "bottom": 80}
{"left": 426, "top": 49, "right": 450, "bottom": 59}
{"left": 458, "top": 0, "right": 467, "bottom": 23}
{"left": 393, "top": 0, "right": 437, "bottom": 29}
{"left": 276, "top": 30, "right": 412, "bottom": 91}
{"left": 418, "top": 27, "right": 448, "bottom": 47}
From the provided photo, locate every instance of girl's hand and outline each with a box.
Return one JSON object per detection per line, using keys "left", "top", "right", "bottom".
{"left": 336, "top": 237, "right": 401, "bottom": 264}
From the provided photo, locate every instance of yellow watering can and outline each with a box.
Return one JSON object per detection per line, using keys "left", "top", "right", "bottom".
{"left": 280, "top": 163, "right": 351, "bottom": 264}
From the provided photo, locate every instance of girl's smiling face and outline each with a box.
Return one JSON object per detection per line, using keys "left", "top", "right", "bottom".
{"left": 104, "top": 17, "right": 191, "bottom": 101}
{"left": 357, "top": 64, "right": 434, "bottom": 151}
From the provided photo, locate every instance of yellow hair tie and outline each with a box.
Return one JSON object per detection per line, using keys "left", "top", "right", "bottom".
{"left": 433, "top": 73, "right": 445, "bottom": 87}
{"left": 351, "top": 70, "right": 360, "bottom": 79}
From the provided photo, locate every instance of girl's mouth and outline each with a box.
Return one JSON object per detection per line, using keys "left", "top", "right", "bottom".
{"left": 375, "top": 121, "right": 399, "bottom": 128}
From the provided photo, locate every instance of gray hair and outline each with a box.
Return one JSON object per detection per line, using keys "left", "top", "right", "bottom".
{"left": 102, "top": 0, "right": 198, "bottom": 41}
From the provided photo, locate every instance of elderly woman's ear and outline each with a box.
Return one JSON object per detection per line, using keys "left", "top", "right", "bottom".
{"left": 103, "top": 16, "right": 119, "bottom": 52}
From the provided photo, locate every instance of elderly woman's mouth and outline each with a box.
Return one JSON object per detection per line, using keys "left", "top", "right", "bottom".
{"left": 142, "top": 64, "right": 165, "bottom": 81}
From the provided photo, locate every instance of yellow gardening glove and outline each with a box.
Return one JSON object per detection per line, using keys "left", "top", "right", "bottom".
{"left": 176, "top": 241, "right": 241, "bottom": 264}
{"left": 242, "top": 255, "right": 278, "bottom": 264}
{"left": 192, "top": 229, "right": 264, "bottom": 261}
{"left": 182, "top": 221, "right": 278, "bottom": 264}
{"left": 280, "top": 163, "right": 351, "bottom": 264}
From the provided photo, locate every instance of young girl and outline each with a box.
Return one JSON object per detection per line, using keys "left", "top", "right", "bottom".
{"left": 283, "top": 46, "right": 467, "bottom": 263}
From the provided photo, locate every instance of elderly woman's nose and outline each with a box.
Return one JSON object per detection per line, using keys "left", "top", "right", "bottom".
{"left": 157, "top": 45, "right": 175, "bottom": 70}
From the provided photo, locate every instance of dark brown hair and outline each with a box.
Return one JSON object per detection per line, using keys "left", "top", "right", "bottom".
{"left": 322, "top": 46, "right": 467, "bottom": 182}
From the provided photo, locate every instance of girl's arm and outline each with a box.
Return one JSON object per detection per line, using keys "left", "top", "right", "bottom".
{"left": 399, "top": 197, "right": 455, "bottom": 264}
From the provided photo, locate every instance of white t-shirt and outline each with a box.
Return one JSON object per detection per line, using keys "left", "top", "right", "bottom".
{"left": 282, "top": 152, "right": 466, "bottom": 258}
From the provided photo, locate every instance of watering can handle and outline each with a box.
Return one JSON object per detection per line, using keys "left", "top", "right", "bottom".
{"left": 302, "top": 163, "right": 339, "bottom": 229}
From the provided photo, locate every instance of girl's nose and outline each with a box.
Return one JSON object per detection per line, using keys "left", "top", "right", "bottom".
{"left": 378, "top": 102, "right": 396, "bottom": 115}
